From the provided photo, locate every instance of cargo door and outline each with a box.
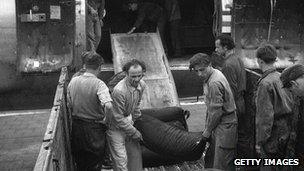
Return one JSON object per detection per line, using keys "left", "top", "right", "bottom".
{"left": 233, "top": 0, "right": 304, "bottom": 69}
{"left": 16, "top": 0, "right": 75, "bottom": 72}
{"left": 111, "top": 33, "right": 179, "bottom": 109}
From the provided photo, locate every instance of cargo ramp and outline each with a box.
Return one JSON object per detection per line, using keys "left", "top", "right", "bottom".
{"left": 111, "top": 32, "right": 180, "bottom": 109}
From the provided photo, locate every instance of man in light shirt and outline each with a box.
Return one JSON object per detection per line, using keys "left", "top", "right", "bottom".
{"left": 107, "top": 59, "right": 146, "bottom": 171}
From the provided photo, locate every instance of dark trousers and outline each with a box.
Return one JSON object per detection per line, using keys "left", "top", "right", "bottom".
{"left": 169, "top": 19, "right": 182, "bottom": 57}
{"left": 236, "top": 96, "right": 256, "bottom": 158}
{"left": 87, "top": 15, "right": 102, "bottom": 51}
{"left": 71, "top": 118, "right": 107, "bottom": 171}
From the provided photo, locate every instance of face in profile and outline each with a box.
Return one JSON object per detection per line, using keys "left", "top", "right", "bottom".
{"left": 127, "top": 65, "right": 144, "bottom": 87}
{"left": 215, "top": 39, "right": 226, "bottom": 56}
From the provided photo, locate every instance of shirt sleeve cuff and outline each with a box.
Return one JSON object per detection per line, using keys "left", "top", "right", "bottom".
{"left": 202, "top": 129, "right": 211, "bottom": 138}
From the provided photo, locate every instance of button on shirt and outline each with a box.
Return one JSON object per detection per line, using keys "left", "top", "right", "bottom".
{"left": 109, "top": 78, "right": 146, "bottom": 137}
{"left": 67, "top": 72, "right": 112, "bottom": 120}
{"left": 203, "top": 68, "right": 237, "bottom": 138}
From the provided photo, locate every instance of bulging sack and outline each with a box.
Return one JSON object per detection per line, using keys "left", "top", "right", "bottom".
{"left": 141, "top": 107, "right": 189, "bottom": 130}
{"left": 135, "top": 114, "right": 206, "bottom": 161}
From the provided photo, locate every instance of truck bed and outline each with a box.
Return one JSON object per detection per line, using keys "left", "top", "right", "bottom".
{"left": 0, "top": 109, "right": 51, "bottom": 170}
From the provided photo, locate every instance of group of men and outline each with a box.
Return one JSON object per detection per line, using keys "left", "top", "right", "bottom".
{"left": 190, "top": 34, "right": 303, "bottom": 170}
{"left": 73, "top": 8, "right": 304, "bottom": 169}
{"left": 67, "top": 51, "right": 146, "bottom": 171}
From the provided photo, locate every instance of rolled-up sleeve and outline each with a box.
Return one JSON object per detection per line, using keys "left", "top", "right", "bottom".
{"left": 97, "top": 81, "right": 112, "bottom": 106}
{"left": 203, "top": 82, "right": 224, "bottom": 138}
{"left": 112, "top": 89, "right": 138, "bottom": 137}
{"left": 255, "top": 82, "right": 274, "bottom": 145}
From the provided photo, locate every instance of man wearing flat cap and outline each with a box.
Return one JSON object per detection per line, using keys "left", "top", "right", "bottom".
{"left": 255, "top": 44, "right": 294, "bottom": 170}
{"left": 281, "top": 64, "right": 304, "bottom": 169}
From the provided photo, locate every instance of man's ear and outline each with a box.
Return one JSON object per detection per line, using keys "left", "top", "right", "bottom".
{"left": 290, "top": 80, "right": 298, "bottom": 87}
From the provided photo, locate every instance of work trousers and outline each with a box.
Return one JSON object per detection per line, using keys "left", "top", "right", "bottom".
{"left": 205, "top": 123, "right": 237, "bottom": 171}
{"left": 236, "top": 96, "right": 255, "bottom": 159}
{"left": 71, "top": 118, "right": 107, "bottom": 171}
{"left": 87, "top": 14, "right": 102, "bottom": 51}
{"left": 107, "top": 115, "right": 142, "bottom": 171}
{"left": 107, "top": 129, "right": 142, "bottom": 171}
{"left": 169, "top": 19, "right": 182, "bottom": 57}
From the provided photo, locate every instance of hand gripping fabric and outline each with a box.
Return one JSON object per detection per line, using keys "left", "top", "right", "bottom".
{"left": 134, "top": 114, "right": 206, "bottom": 161}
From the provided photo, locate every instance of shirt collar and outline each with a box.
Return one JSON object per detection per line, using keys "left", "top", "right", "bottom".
{"left": 83, "top": 72, "right": 97, "bottom": 77}
{"left": 125, "top": 78, "right": 142, "bottom": 92}
{"left": 257, "top": 67, "right": 277, "bottom": 85}
{"left": 225, "top": 50, "right": 234, "bottom": 59}
{"left": 262, "top": 68, "right": 276, "bottom": 79}
{"left": 205, "top": 68, "right": 215, "bottom": 84}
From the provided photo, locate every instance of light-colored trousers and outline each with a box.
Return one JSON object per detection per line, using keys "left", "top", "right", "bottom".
{"left": 107, "top": 116, "right": 142, "bottom": 171}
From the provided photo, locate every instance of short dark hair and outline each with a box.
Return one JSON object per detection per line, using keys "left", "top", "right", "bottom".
{"left": 82, "top": 51, "right": 104, "bottom": 70}
{"left": 256, "top": 44, "right": 277, "bottom": 64}
{"left": 281, "top": 64, "right": 304, "bottom": 88}
{"left": 122, "top": 59, "right": 146, "bottom": 73}
{"left": 215, "top": 34, "right": 235, "bottom": 50}
{"left": 189, "top": 53, "right": 211, "bottom": 71}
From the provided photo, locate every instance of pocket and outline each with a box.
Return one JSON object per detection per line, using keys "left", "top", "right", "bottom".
{"left": 217, "top": 123, "right": 237, "bottom": 148}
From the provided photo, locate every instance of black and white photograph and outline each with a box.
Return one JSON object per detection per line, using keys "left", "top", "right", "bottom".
{"left": 0, "top": 0, "right": 304, "bottom": 170}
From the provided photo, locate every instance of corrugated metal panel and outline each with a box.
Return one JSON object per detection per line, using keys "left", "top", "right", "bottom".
{"left": 16, "top": 0, "right": 75, "bottom": 73}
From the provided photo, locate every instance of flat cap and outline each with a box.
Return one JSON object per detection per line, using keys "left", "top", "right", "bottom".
{"left": 280, "top": 64, "right": 304, "bottom": 88}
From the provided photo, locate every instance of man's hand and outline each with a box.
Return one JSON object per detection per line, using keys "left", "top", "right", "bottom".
{"left": 202, "top": 130, "right": 211, "bottom": 142}
{"left": 202, "top": 135, "right": 211, "bottom": 142}
{"left": 255, "top": 144, "right": 261, "bottom": 157}
{"left": 132, "top": 130, "right": 143, "bottom": 142}
{"left": 127, "top": 27, "right": 136, "bottom": 34}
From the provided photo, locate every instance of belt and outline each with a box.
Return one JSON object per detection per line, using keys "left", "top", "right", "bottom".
{"left": 72, "top": 115, "right": 105, "bottom": 124}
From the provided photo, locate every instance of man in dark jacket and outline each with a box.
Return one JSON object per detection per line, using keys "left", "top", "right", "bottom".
{"left": 215, "top": 34, "right": 248, "bottom": 158}
{"left": 281, "top": 64, "right": 304, "bottom": 169}
{"left": 255, "top": 44, "right": 294, "bottom": 170}
{"left": 127, "top": 0, "right": 167, "bottom": 53}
